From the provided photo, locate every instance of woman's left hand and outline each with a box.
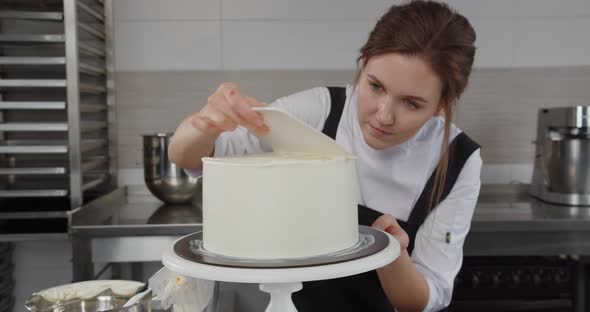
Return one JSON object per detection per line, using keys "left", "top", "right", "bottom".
{"left": 372, "top": 214, "right": 409, "bottom": 251}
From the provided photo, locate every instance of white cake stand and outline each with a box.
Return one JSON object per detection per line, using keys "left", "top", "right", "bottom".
{"left": 162, "top": 227, "right": 400, "bottom": 312}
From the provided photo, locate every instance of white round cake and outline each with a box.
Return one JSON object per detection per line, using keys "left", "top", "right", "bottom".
{"left": 202, "top": 152, "right": 359, "bottom": 259}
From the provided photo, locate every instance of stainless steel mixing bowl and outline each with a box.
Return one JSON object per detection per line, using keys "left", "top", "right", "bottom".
{"left": 25, "top": 282, "right": 151, "bottom": 312}
{"left": 25, "top": 291, "right": 151, "bottom": 312}
{"left": 543, "top": 128, "right": 590, "bottom": 194}
{"left": 143, "top": 133, "right": 200, "bottom": 204}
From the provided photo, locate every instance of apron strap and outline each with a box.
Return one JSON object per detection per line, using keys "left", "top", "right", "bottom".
{"left": 404, "top": 131, "right": 480, "bottom": 253}
{"left": 322, "top": 86, "right": 347, "bottom": 139}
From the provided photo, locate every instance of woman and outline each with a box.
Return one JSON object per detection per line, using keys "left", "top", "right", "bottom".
{"left": 168, "top": 1, "right": 481, "bottom": 311}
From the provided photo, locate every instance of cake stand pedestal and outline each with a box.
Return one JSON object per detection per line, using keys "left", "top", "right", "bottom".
{"left": 162, "top": 226, "right": 400, "bottom": 312}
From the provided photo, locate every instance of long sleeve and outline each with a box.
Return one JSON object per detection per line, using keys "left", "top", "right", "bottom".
{"left": 409, "top": 149, "right": 482, "bottom": 311}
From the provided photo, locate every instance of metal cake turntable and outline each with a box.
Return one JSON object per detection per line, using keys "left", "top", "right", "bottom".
{"left": 162, "top": 225, "right": 400, "bottom": 312}
{"left": 174, "top": 225, "right": 389, "bottom": 269}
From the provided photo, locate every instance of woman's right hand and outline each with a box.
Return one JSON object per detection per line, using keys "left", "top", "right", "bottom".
{"left": 191, "top": 82, "right": 269, "bottom": 137}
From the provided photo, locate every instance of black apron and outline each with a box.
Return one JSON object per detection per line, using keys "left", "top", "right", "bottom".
{"left": 292, "top": 87, "right": 481, "bottom": 312}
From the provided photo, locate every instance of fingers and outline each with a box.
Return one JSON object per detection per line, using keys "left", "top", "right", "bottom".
{"left": 372, "top": 214, "right": 410, "bottom": 250}
{"left": 190, "top": 114, "right": 233, "bottom": 136}
{"left": 244, "top": 96, "right": 266, "bottom": 108}
{"left": 242, "top": 96, "right": 267, "bottom": 125}
{"left": 371, "top": 214, "right": 398, "bottom": 231}
{"left": 207, "top": 110, "right": 238, "bottom": 132}
{"left": 190, "top": 115, "right": 213, "bottom": 132}
{"left": 194, "top": 82, "right": 268, "bottom": 135}
{"left": 221, "top": 91, "right": 268, "bottom": 134}
{"left": 244, "top": 97, "right": 270, "bottom": 134}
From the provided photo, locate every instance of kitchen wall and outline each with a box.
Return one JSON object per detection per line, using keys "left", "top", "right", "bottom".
{"left": 112, "top": 0, "right": 590, "bottom": 185}
{"left": 9, "top": 1, "right": 590, "bottom": 311}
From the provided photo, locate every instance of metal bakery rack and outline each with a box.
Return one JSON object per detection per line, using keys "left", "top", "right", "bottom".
{"left": 0, "top": 0, "right": 116, "bottom": 239}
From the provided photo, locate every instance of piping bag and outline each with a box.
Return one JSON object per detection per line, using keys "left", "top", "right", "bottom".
{"left": 129, "top": 267, "right": 215, "bottom": 312}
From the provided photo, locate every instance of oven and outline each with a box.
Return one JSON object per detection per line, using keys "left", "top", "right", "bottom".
{"left": 449, "top": 256, "right": 580, "bottom": 312}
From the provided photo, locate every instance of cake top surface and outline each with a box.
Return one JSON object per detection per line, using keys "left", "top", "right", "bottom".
{"left": 203, "top": 152, "right": 352, "bottom": 165}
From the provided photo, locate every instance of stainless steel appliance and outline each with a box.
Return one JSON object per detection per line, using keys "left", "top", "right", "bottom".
{"left": 530, "top": 106, "right": 590, "bottom": 206}
{"left": 143, "top": 133, "right": 200, "bottom": 204}
{"left": 0, "top": 0, "right": 116, "bottom": 238}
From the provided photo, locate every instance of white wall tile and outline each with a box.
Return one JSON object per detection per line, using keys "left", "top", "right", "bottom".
{"left": 513, "top": 17, "right": 590, "bottom": 67}
{"left": 113, "top": 0, "right": 220, "bottom": 21}
{"left": 447, "top": 0, "right": 590, "bottom": 18}
{"left": 118, "top": 169, "right": 144, "bottom": 185}
{"left": 446, "top": 0, "right": 523, "bottom": 18}
{"left": 471, "top": 18, "right": 515, "bottom": 68}
{"left": 510, "top": 163, "right": 534, "bottom": 184}
{"left": 114, "top": 21, "right": 221, "bottom": 71}
{"left": 478, "top": 163, "right": 534, "bottom": 185}
{"left": 222, "top": 20, "right": 373, "bottom": 69}
{"left": 110, "top": 0, "right": 590, "bottom": 70}
{"left": 222, "top": 0, "right": 396, "bottom": 20}
{"left": 481, "top": 164, "right": 512, "bottom": 184}
{"left": 512, "top": 0, "right": 590, "bottom": 17}
{"left": 221, "top": 0, "right": 588, "bottom": 21}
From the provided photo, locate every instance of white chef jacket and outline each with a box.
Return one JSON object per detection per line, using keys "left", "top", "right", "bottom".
{"left": 200, "top": 85, "right": 482, "bottom": 312}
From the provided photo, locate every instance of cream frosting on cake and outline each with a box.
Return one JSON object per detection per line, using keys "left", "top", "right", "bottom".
{"left": 202, "top": 152, "right": 359, "bottom": 259}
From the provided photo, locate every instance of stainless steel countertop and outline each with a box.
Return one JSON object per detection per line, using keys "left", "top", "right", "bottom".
{"left": 70, "top": 185, "right": 202, "bottom": 237}
{"left": 473, "top": 184, "right": 590, "bottom": 232}
{"left": 70, "top": 184, "right": 590, "bottom": 256}
{"left": 70, "top": 183, "right": 590, "bottom": 235}
{"left": 468, "top": 184, "right": 590, "bottom": 255}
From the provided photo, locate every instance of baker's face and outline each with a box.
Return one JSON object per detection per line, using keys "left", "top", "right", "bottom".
{"left": 357, "top": 53, "right": 444, "bottom": 150}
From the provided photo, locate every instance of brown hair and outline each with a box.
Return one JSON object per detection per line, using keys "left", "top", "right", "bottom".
{"left": 357, "top": 0, "right": 476, "bottom": 209}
